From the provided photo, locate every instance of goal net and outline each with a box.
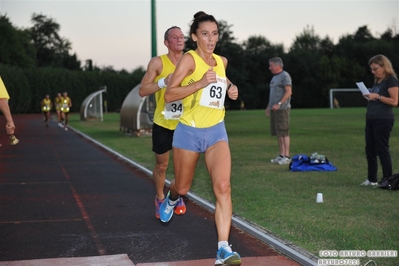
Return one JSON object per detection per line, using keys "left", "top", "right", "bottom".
{"left": 329, "top": 88, "right": 368, "bottom": 109}
{"left": 80, "top": 86, "right": 107, "bottom": 121}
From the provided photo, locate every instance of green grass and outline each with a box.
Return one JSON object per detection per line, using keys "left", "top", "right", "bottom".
{"left": 69, "top": 108, "right": 399, "bottom": 266}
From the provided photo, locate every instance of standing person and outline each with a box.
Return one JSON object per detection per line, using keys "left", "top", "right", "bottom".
{"left": 60, "top": 92, "right": 72, "bottom": 131}
{"left": 361, "top": 54, "right": 398, "bottom": 186}
{"left": 0, "top": 77, "right": 16, "bottom": 144}
{"left": 161, "top": 11, "right": 241, "bottom": 266}
{"left": 138, "top": 26, "right": 186, "bottom": 219}
{"left": 265, "top": 57, "right": 292, "bottom": 165}
{"left": 41, "top": 94, "right": 52, "bottom": 127}
{"left": 54, "top": 93, "right": 63, "bottom": 127}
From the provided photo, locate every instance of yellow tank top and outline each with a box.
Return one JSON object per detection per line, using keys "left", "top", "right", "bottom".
{"left": 0, "top": 77, "right": 10, "bottom": 99}
{"left": 55, "top": 97, "right": 62, "bottom": 110}
{"left": 42, "top": 99, "right": 52, "bottom": 112}
{"left": 180, "top": 50, "right": 227, "bottom": 128}
{"left": 61, "top": 97, "right": 71, "bottom": 113}
{"left": 152, "top": 54, "right": 180, "bottom": 130}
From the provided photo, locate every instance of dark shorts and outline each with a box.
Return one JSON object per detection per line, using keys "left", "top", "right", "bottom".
{"left": 152, "top": 123, "right": 174, "bottom": 154}
{"left": 270, "top": 109, "right": 290, "bottom": 137}
{"left": 172, "top": 122, "right": 228, "bottom": 153}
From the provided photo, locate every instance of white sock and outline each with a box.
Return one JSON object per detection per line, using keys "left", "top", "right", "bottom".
{"left": 168, "top": 198, "right": 178, "bottom": 206}
{"left": 218, "top": 241, "right": 231, "bottom": 251}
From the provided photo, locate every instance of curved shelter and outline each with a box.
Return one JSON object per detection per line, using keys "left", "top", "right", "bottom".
{"left": 80, "top": 86, "right": 107, "bottom": 121}
{"left": 120, "top": 84, "right": 155, "bottom": 136}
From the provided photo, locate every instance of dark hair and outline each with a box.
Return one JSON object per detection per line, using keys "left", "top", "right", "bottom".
{"left": 164, "top": 26, "right": 181, "bottom": 41}
{"left": 189, "top": 11, "right": 219, "bottom": 36}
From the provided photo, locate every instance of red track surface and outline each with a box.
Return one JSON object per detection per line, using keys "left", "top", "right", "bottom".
{"left": 0, "top": 114, "right": 301, "bottom": 266}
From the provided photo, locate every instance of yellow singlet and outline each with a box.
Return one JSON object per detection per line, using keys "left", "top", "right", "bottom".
{"left": 55, "top": 97, "right": 62, "bottom": 111}
{"left": 0, "top": 77, "right": 10, "bottom": 99}
{"left": 42, "top": 99, "right": 52, "bottom": 112}
{"left": 152, "top": 54, "right": 180, "bottom": 130}
{"left": 61, "top": 97, "right": 71, "bottom": 113}
{"left": 179, "top": 50, "right": 227, "bottom": 128}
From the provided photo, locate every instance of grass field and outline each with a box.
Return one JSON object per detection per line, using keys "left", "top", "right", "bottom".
{"left": 69, "top": 108, "right": 399, "bottom": 266}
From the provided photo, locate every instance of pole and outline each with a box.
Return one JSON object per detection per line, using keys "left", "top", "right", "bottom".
{"left": 151, "top": 0, "right": 157, "bottom": 57}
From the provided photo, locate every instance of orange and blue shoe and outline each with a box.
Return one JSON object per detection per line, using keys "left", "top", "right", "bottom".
{"left": 154, "top": 196, "right": 164, "bottom": 219}
{"left": 174, "top": 196, "right": 186, "bottom": 215}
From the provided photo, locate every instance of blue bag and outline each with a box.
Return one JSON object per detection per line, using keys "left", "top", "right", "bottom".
{"left": 289, "top": 154, "right": 337, "bottom": 172}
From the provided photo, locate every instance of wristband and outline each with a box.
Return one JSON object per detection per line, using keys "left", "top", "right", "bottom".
{"left": 227, "top": 83, "right": 233, "bottom": 90}
{"left": 157, "top": 78, "right": 166, "bottom": 88}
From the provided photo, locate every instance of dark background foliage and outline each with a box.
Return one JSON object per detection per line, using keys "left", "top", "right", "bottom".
{"left": 1, "top": 14, "right": 398, "bottom": 113}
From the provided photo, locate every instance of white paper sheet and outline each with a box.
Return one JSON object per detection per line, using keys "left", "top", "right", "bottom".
{"left": 356, "top": 82, "right": 370, "bottom": 95}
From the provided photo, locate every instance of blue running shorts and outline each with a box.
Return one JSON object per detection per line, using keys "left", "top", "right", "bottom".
{"left": 173, "top": 122, "right": 228, "bottom": 153}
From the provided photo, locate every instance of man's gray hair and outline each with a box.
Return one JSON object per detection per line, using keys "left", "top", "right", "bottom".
{"left": 269, "top": 57, "right": 284, "bottom": 67}
{"left": 164, "top": 26, "right": 181, "bottom": 40}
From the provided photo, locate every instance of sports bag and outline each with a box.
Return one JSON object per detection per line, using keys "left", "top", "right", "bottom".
{"left": 289, "top": 153, "right": 337, "bottom": 172}
{"left": 378, "top": 173, "right": 399, "bottom": 190}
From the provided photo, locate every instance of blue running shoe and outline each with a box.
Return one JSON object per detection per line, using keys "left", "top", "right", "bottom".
{"left": 159, "top": 192, "right": 177, "bottom": 223}
{"left": 174, "top": 196, "right": 186, "bottom": 215}
{"left": 215, "top": 245, "right": 241, "bottom": 265}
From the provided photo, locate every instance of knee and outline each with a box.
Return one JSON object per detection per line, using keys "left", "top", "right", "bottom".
{"left": 174, "top": 183, "right": 189, "bottom": 195}
{"left": 155, "top": 162, "right": 168, "bottom": 174}
{"left": 213, "top": 179, "right": 231, "bottom": 195}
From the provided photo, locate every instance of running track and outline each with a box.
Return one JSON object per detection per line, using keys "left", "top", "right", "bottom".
{"left": 0, "top": 114, "right": 311, "bottom": 266}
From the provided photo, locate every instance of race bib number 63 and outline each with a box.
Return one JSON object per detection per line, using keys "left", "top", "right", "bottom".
{"left": 199, "top": 77, "right": 227, "bottom": 110}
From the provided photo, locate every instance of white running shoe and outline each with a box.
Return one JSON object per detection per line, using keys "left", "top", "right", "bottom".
{"left": 360, "top": 179, "right": 378, "bottom": 187}
{"left": 271, "top": 155, "right": 283, "bottom": 164}
{"left": 278, "top": 157, "right": 291, "bottom": 165}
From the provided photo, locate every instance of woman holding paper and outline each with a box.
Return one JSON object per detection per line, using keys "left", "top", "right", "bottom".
{"left": 361, "top": 54, "right": 399, "bottom": 186}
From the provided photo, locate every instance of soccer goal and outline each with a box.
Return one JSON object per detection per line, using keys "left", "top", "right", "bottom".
{"left": 80, "top": 86, "right": 107, "bottom": 121}
{"left": 329, "top": 88, "right": 368, "bottom": 109}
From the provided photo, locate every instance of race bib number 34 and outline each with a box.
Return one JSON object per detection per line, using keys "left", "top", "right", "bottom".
{"left": 164, "top": 100, "right": 183, "bottom": 120}
{"left": 199, "top": 77, "right": 227, "bottom": 110}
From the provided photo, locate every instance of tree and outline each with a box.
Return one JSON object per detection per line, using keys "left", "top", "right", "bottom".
{"left": 242, "top": 36, "right": 285, "bottom": 109}
{"left": 335, "top": 25, "right": 399, "bottom": 87}
{"left": 353, "top": 25, "right": 375, "bottom": 42}
{"left": 286, "top": 26, "right": 325, "bottom": 107}
{"left": 28, "top": 13, "right": 81, "bottom": 70}
{"left": 290, "top": 25, "right": 321, "bottom": 51}
{"left": 0, "top": 15, "right": 36, "bottom": 68}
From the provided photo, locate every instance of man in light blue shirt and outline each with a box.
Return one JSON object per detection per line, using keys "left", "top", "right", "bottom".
{"left": 265, "top": 57, "right": 292, "bottom": 165}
